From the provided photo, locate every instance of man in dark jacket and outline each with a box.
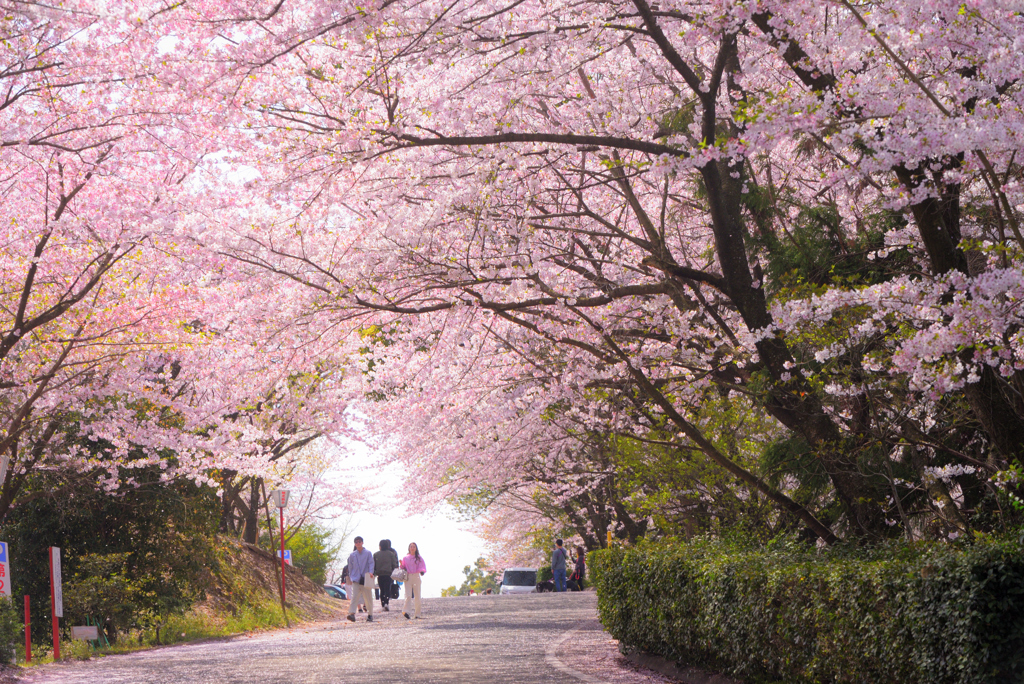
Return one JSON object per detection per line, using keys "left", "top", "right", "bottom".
{"left": 374, "top": 539, "right": 399, "bottom": 611}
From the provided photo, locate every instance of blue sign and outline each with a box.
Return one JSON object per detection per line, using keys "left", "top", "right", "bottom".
{"left": 0, "top": 542, "right": 9, "bottom": 597}
{"left": 276, "top": 549, "right": 292, "bottom": 565}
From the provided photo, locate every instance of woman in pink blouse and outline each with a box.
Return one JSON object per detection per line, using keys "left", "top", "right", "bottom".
{"left": 401, "top": 542, "right": 427, "bottom": 619}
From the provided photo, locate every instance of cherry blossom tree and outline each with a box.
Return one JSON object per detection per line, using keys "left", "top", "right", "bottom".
{"left": 5, "top": 0, "right": 1019, "bottom": 544}
{"left": 183, "top": 0, "right": 1024, "bottom": 543}
{"left": 0, "top": 0, "right": 360, "bottom": 522}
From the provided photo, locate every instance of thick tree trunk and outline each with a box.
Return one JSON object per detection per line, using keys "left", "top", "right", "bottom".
{"left": 698, "top": 153, "right": 887, "bottom": 536}
{"left": 218, "top": 470, "right": 240, "bottom": 534}
{"left": 242, "top": 477, "right": 261, "bottom": 544}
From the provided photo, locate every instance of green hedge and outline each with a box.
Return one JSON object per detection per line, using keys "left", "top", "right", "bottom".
{"left": 590, "top": 535, "right": 1024, "bottom": 684}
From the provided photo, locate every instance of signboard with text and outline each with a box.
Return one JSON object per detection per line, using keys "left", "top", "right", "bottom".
{"left": 71, "top": 626, "right": 99, "bottom": 641}
{"left": 270, "top": 489, "right": 290, "bottom": 508}
{"left": 276, "top": 549, "right": 293, "bottom": 566}
{"left": 0, "top": 542, "right": 10, "bottom": 597}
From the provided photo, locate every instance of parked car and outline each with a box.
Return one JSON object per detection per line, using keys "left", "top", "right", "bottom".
{"left": 323, "top": 584, "right": 347, "bottom": 600}
{"left": 499, "top": 567, "right": 538, "bottom": 594}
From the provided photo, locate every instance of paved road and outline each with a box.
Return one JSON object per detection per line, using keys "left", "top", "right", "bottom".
{"left": 21, "top": 593, "right": 672, "bottom": 684}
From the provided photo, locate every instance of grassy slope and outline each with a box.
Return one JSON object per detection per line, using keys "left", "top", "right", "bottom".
{"left": 145, "top": 539, "right": 347, "bottom": 646}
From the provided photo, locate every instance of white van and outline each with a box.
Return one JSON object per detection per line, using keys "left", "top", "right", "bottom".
{"left": 499, "top": 567, "right": 538, "bottom": 594}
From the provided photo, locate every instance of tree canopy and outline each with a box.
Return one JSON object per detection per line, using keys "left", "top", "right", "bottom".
{"left": 2, "top": 0, "right": 1023, "bottom": 551}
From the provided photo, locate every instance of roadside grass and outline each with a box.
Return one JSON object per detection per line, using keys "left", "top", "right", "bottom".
{"left": 12, "top": 540, "right": 342, "bottom": 669}
{"left": 148, "top": 597, "right": 298, "bottom": 646}
{"left": 16, "top": 598, "right": 312, "bottom": 667}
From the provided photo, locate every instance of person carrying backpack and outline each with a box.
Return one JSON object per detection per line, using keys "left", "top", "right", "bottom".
{"left": 374, "top": 539, "right": 399, "bottom": 611}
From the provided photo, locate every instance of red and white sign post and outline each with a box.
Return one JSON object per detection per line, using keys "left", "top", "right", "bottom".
{"left": 270, "top": 490, "right": 290, "bottom": 607}
{"left": 49, "top": 547, "right": 62, "bottom": 660}
{"left": 0, "top": 541, "right": 11, "bottom": 598}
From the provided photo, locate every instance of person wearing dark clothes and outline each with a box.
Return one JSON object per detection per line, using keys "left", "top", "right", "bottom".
{"left": 374, "top": 539, "right": 399, "bottom": 611}
{"left": 386, "top": 540, "right": 400, "bottom": 599}
{"left": 570, "top": 546, "right": 586, "bottom": 590}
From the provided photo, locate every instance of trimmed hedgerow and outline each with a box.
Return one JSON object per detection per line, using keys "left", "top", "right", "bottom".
{"left": 590, "top": 535, "right": 1024, "bottom": 684}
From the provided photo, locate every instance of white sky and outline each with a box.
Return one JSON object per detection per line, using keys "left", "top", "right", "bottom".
{"left": 322, "top": 430, "right": 488, "bottom": 598}
{"left": 337, "top": 504, "right": 487, "bottom": 598}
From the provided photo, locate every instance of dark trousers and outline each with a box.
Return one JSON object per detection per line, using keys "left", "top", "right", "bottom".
{"left": 378, "top": 575, "right": 394, "bottom": 606}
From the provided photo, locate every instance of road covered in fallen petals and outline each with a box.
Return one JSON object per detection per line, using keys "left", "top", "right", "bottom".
{"left": 21, "top": 593, "right": 674, "bottom": 684}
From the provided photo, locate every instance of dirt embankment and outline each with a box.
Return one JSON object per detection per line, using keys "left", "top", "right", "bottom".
{"left": 197, "top": 539, "right": 345, "bottom": 622}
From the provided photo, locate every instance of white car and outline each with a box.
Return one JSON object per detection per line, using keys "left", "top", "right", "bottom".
{"left": 499, "top": 567, "right": 538, "bottom": 594}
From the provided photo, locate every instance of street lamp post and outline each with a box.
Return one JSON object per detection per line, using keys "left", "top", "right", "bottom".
{"left": 269, "top": 490, "right": 290, "bottom": 609}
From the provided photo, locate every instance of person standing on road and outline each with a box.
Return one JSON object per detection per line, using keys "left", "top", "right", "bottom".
{"left": 551, "top": 539, "right": 568, "bottom": 592}
{"left": 374, "top": 539, "right": 399, "bottom": 612}
{"left": 570, "top": 546, "right": 586, "bottom": 590}
{"left": 343, "top": 551, "right": 366, "bottom": 611}
{"left": 401, "top": 542, "right": 427, "bottom": 620}
{"left": 346, "top": 536, "right": 375, "bottom": 622}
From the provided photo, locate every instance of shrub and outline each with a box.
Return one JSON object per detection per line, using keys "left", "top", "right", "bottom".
{"left": 285, "top": 524, "right": 343, "bottom": 585}
{"left": 3, "top": 470, "right": 219, "bottom": 650}
{"left": 259, "top": 522, "right": 342, "bottom": 585}
{"left": 0, "top": 598, "right": 19, "bottom": 664}
{"left": 590, "top": 535, "right": 1024, "bottom": 684}
{"left": 63, "top": 553, "right": 153, "bottom": 643}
